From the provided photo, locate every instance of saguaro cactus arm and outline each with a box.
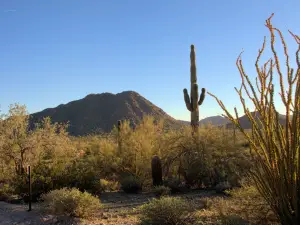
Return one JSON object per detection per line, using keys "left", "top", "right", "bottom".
{"left": 183, "top": 89, "right": 192, "bottom": 111}
{"left": 198, "top": 88, "right": 206, "bottom": 105}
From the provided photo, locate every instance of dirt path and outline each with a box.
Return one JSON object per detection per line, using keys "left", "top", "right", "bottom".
{"left": 0, "top": 190, "right": 219, "bottom": 225}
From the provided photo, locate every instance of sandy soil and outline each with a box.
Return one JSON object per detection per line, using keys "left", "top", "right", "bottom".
{"left": 0, "top": 190, "right": 219, "bottom": 225}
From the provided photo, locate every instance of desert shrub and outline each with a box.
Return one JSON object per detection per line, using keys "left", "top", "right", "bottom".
{"left": 11, "top": 162, "right": 71, "bottom": 202}
{"left": 140, "top": 196, "right": 195, "bottom": 225}
{"left": 63, "top": 155, "right": 102, "bottom": 193}
{"left": 179, "top": 125, "right": 252, "bottom": 188}
{"left": 197, "top": 185, "right": 278, "bottom": 225}
{"left": 41, "top": 188, "right": 102, "bottom": 218}
{"left": 152, "top": 185, "right": 171, "bottom": 197}
{"left": 163, "top": 178, "right": 187, "bottom": 193}
{"left": 99, "top": 179, "right": 119, "bottom": 191}
{"left": 219, "top": 215, "right": 249, "bottom": 225}
{"left": 92, "top": 179, "right": 119, "bottom": 193}
{"left": 120, "top": 175, "right": 142, "bottom": 193}
{"left": 0, "top": 183, "right": 14, "bottom": 201}
{"left": 113, "top": 116, "right": 167, "bottom": 187}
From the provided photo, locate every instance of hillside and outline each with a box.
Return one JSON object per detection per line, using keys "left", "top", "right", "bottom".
{"left": 225, "top": 111, "right": 287, "bottom": 129}
{"left": 30, "top": 91, "right": 182, "bottom": 136}
{"left": 200, "top": 116, "right": 230, "bottom": 126}
{"left": 179, "top": 116, "right": 229, "bottom": 127}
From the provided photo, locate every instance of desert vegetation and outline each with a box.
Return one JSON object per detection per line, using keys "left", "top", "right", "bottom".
{"left": 0, "top": 14, "right": 299, "bottom": 225}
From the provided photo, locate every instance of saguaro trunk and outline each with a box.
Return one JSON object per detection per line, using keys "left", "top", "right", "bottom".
{"left": 183, "top": 45, "right": 206, "bottom": 134}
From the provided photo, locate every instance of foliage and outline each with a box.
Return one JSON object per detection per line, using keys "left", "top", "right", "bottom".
{"left": 0, "top": 183, "right": 14, "bottom": 201}
{"left": 120, "top": 175, "right": 142, "bottom": 193}
{"left": 0, "top": 104, "right": 252, "bottom": 204}
{"left": 197, "top": 185, "right": 278, "bottom": 225}
{"left": 152, "top": 185, "right": 171, "bottom": 197}
{"left": 92, "top": 179, "right": 120, "bottom": 193}
{"left": 41, "top": 188, "right": 102, "bottom": 218}
{"left": 208, "top": 14, "right": 300, "bottom": 224}
{"left": 114, "top": 116, "right": 166, "bottom": 187}
{"left": 139, "top": 196, "right": 195, "bottom": 225}
{"left": 163, "top": 177, "right": 187, "bottom": 193}
{"left": 161, "top": 124, "right": 252, "bottom": 189}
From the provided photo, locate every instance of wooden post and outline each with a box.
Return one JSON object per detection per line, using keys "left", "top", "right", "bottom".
{"left": 27, "top": 165, "right": 32, "bottom": 211}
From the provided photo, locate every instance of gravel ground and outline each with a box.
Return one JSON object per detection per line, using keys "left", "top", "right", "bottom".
{"left": 0, "top": 190, "right": 219, "bottom": 225}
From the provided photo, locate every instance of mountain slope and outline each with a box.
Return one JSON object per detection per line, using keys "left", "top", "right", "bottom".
{"left": 178, "top": 116, "right": 229, "bottom": 126}
{"left": 226, "top": 111, "right": 287, "bottom": 129}
{"left": 199, "top": 116, "right": 230, "bottom": 126}
{"left": 30, "top": 91, "right": 181, "bottom": 136}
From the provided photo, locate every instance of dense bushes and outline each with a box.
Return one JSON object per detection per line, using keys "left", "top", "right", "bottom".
{"left": 0, "top": 104, "right": 252, "bottom": 202}
{"left": 120, "top": 175, "right": 142, "bottom": 193}
{"left": 0, "top": 183, "right": 14, "bottom": 201}
{"left": 41, "top": 188, "right": 102, "bottom": 218}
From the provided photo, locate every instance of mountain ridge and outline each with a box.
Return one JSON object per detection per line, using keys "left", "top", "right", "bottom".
{"left": 29, "top": 91, "right": 182, "bottom": 136}
{"left": 30, "top": 90, "right": 289, "bottom": 136}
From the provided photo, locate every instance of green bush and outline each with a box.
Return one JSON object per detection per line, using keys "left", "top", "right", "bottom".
{"left": 152, "top": 185, "right": 171, "bottom": 197}
{"left": 0, "top": 183, "right": 14, "bottom": 201}
{"left": 91, "top": 179, "right": 119, "bottom": 194}
{"left": 197, "top": 185, "right": 278, "bottom": 224}
{"left": 140, "top": 197, "right": 195, "bottom": 225}
{"left": 11, "top": 164, "right": 64, "bottom": 202}
{"left": 163, "top": 178, "right": 187, "bottom": 193}
{"left": 120, "top": 176, "right": 142, "bottom": 193}
{"left": 180, "top": 125, "right": 252, "bottom": 188}
{"left": 41, "top": 188, "right": 102, "bottom": 218}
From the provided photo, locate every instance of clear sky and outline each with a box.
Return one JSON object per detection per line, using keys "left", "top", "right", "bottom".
{"left": 1, "top": 0, "right": 299, "bottom": 121}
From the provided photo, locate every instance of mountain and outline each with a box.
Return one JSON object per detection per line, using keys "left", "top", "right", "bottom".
{"left": 199, "top": 116, "right": 230, "bottom": 126}
{"left": 225, "top": 111, "right": 287, "bottom": 129}
{"left": 179, "top": 112, "right": 287, "bottom": 129}
{"left": 178, "top": 116, "right": 229, "bottom": 127}
{"left": 29, "top": 91, "right": 182, "bottom": 136}
{"left": 177, "top": 120, "right": 190, "bottom": 126}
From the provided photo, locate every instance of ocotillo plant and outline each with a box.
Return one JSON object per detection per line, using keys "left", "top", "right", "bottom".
{"left": 151, "top": 155, "right": 163, "bottom": 186}
{"left": 183, "top": 45, "right": 206, "bottom": 133}
{"left": 208, "top": 14, "right": 300, "bottom": 225}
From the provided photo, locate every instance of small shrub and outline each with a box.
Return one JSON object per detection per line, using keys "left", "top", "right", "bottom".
{"left": 152, "top": 185, "right": 171, "bottom": 197}
{"left": 11, "top": 172, "right": 54, "bottom": 202}
{"left": 219, "top": 215, "right": 249, "bottom": 225}
{"left": 41, "top": 188, "right": 102, "bottom": 218}
{"left": 140, "top": 197, "right": 194, "bottom": 225}
{"left": 197, "top": 185, "right": 279, "bottom": 224}
{"left": 100, "top": 179, "right": 119, "bottom": 191}
{"left": 163, "top": 178, "right": 187, "bottom": 193}
{"left": 0, "top": 183, "right": 14, "bottom": 201}
{"left": 92, "top": 179, "right": 119, "bottom": 194}
{"left": 120, "top": 176, "right": 142, "bottom": 193}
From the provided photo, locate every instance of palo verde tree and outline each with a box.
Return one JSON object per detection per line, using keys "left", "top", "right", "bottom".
{"left": 208, "top": 14, "right": 300, "bottom": 225}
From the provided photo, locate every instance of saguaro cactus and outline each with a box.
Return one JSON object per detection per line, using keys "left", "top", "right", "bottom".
{"left": 183, "top": 45, "right": 206, "bottom": 132}
{"left": 151, "top": 155, "right": 163, "bottom": 186}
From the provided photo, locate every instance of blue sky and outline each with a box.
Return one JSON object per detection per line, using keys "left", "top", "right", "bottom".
{"left": 1, "top": 0, "right": 299, "bottom": 121}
